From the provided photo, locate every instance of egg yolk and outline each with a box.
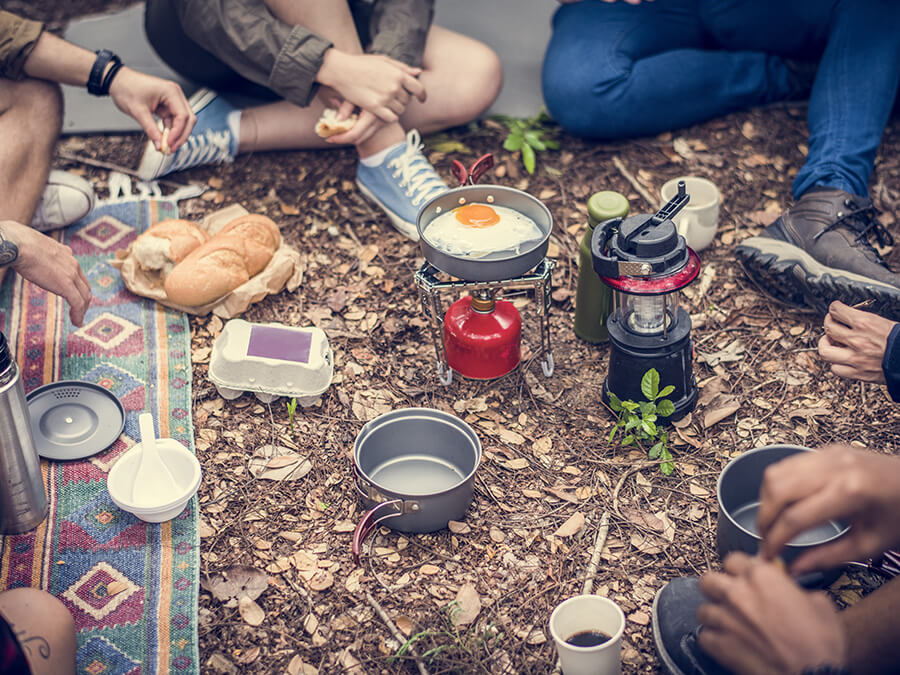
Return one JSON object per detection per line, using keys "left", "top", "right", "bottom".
{"left": 454, "top": 203, "right": 500, "bottom": 228}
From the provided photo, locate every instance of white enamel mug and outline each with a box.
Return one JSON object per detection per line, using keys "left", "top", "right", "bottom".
{"left": 660, "top": 176, "right": 721, "bottom": 252}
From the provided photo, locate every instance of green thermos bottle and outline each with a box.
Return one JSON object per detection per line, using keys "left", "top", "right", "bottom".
{"left": 574, "top": 191, "right": 630, "bottom": 343}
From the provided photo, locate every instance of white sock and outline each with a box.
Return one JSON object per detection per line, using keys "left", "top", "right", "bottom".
{"left": 226, "top": 110, "right": 242, "bottom": 154}
{"left": 360, "top": 142, "right": 403, "bottom": 167}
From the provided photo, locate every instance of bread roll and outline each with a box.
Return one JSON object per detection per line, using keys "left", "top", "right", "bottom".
{"left": 315, "top": 108, "right": 358, "bottom": 138}
{"left": 216, "top": 214, "right": 281, "bottom": 275}
{"left": 132, "top": 219, "right": 208, "bottom": 276}
{"left": 163, "top": 235, "right": 250, "bottom": 306}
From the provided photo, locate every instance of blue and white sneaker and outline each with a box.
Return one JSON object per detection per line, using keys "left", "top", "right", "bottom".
{"left": 137, "top": 88, "right": 238, "bottom": 180}
{"left": 356, "top": 130, "right": 448, "bottom": 241}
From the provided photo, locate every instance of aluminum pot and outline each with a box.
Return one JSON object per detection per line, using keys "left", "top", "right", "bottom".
{"left": 352, "top": 408, "right": 481, "bottom": 561}
{"left": 716, "top": 444, "right": 849, "bottom": 587}
{"left": 416, "top": 185, "right": 553, "bottom": 282}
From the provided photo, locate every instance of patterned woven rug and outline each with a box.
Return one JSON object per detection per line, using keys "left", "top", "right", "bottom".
{"left": 0, "top": 198, "right": 199, "bottom": 675}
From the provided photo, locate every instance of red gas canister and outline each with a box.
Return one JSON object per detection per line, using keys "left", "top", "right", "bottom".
{"left": 443, "top": 294, "right": 521, "bottom": 379}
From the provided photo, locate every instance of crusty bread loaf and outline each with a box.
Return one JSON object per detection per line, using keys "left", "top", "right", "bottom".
{"left": 132, "top": 219, "right": 208, "bottom": 276}
{"left": 314, "top": 108, "right": 358, "bottom": 138}
{"left": 163, "top": 235, "right": 251, "bottom": 306}
{"left": 216, "top": 214, "right": 281, "bottom": 275}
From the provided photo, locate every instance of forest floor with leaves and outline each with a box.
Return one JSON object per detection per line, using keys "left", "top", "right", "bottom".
{"left": 18, "top": 2, "right": 900, "bottom": 673}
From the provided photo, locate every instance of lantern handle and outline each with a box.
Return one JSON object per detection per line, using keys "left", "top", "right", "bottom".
{"left": 621, "top": 180, "right": 691, "bottom": 248}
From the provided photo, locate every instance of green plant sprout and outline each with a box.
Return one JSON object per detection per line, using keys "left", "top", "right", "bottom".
{"left": 285, "top": 397, "right": 298, "bottom": 434}
{"left": 497, "top": 110, "right": 560, "bottom": 174}
{"left": 608, "top": 368, "right": 677, "bottom": 475}
{"left": 391, "top": 602, "right": 503, "bottom": 674}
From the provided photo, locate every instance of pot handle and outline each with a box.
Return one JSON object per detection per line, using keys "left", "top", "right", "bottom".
{"left": 352, "top": 500, "right": 403, "bottom": 564}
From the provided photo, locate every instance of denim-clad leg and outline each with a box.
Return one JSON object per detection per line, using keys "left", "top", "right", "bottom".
{"left": 791, "top": 0, "right": 900, "bottom": 199}
{"left": 542, "top": 0, "right": 900, "bottom": 199}
{"left": 541, "top": 0, "right": 801, "bottom": 140}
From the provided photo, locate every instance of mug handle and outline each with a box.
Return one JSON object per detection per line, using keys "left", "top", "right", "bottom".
{"left": 675, "top": 211, "right": 698, "bottom": 240}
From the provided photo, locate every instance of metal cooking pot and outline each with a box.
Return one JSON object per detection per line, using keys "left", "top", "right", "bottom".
{"left": 351, "top": 408, "right": 481, "bottom": 561}
{"left": 717, "top": 444, "right": 849, "bottom": 587}
{"left": 416, "top": 185, "right": 553, "bottom": 282}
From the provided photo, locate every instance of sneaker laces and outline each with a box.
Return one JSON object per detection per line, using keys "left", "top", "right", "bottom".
{"left": 170, "top": 128, "right": 234, "bottom": 172}
{"left": 387, "top": 130, "right": 447, "bottom": 207}
{"left": 816, "top": 198, "right": 894, "bottom": 261}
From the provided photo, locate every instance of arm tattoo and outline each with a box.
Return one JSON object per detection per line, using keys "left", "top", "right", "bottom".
{"left": 11, "top": 625, "right": 51, "bottom": 661}
{"left": 0, "top": 228, "right": 18, "bottom": 267}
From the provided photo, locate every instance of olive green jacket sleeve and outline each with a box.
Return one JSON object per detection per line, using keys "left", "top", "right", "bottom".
{"left": 0, "top": 10, "right": 43, "bottom": 80}
{"left": 175, "top": 0, "right": 433, "bottom": 108}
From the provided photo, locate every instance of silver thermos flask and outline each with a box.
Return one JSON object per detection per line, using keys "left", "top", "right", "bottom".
{"left": 0, "top": 331, "right": 47, "bottom": 534}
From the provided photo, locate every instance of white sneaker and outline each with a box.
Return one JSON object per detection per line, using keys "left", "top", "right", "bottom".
{"left": 31, "top": 170, "right": 95, "bottom": 231}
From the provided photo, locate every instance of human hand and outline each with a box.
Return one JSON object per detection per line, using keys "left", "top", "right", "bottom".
{"left": 0, "top": 221, "right": 92, "bottom": 326}
{"left": 108, "top": 68, "right": 196, "bottom": 153}
{"left": 698, "top": 553, "right": 847, "bottom": 675}
{"left": 318, "top": 49, "right": 425, "bottom": 125}
{"left": 818, "top": 300, "right": 895, "bottom": 383}
{"left": 757, "top": 444, "right": 900, "bottom": 574}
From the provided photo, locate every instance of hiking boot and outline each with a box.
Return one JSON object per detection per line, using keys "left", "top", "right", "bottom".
{"left": 652, "top": 577, "right": 733, "bottom": 675}
{"left": 137, "top": 88, "right": 238, "bottom": 180}
{"left": 356, "top": 129, "right": 448, "bottom": 241}
{"left": 31, "top": 170, "right": 95, "bottom": 231}
{"left": 735, "top": 188, "right": 900, "bottom": 319}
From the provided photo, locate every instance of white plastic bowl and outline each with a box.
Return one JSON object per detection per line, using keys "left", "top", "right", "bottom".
{"left": 107, "top": 439, "right": 202, "bottom": 522}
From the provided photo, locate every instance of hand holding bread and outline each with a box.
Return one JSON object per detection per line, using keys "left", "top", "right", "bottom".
{"left": 131, "top": 213, "right": 281, "bottom": 307}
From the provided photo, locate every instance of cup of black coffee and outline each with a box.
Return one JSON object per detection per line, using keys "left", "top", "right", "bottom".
{"left": 716, "top": 444, "right": 850, "bottom": 587}
{"left": 549, "top": 595, "right": 625, "bottom": 675}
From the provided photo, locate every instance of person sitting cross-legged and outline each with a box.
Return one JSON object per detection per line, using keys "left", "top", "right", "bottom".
{"left": 0, "top": 587, "right": 76, "bottom": 675}
{"left": 139, "top": 0, "right": 503, "bottom": 242}
{"left": 542, "top": 0, "right": 900, "bottom": 318}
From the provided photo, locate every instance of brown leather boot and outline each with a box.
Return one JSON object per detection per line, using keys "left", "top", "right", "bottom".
{"left": 735, "top": 188, "right": 900, "bottom": 318}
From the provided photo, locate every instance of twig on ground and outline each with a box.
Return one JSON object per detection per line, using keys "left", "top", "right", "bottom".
{"left": 55, "top": 151, "right": 192, "bottom": 189}
{"left": 365, "top": 592, "right": 430, "bottom": 675}
{"left": 612, "top": 155, "right": 658, "bottom": 210}
{"left": 582, "top": 511, "right": 610, "bottom": 595}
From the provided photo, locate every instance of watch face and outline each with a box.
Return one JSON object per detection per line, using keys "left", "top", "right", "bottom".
{"left": 246, "top": 325, "right": 312, "bottom": 363}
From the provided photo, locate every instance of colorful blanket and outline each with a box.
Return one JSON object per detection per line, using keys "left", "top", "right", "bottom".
{"left": 0, "top": 198, "right": 199, "bottom": 675}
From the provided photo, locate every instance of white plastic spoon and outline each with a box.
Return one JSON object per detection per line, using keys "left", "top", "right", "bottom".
{"left": 132, "top": 412, "right": 179, "bottom": 507}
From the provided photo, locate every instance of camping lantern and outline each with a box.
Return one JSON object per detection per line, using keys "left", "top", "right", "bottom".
{"left": 591, "top": 182, "right": 700, "bottom": 421}
{"left": 443, "top": 290, "right": 522, "bottom": 380}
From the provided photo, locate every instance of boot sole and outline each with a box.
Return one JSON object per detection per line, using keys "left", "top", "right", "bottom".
{"left": 355, "top": 179, "right": 421, "bottom": 242}
{"left": 651, "top": 586, "right": 687, "bottom": 675}
{"left": 736, "top": 236, "right": 900, "bottom": 320}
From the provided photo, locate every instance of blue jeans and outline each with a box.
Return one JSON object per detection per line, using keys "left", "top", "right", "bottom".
{"left": 542, "top": 0, "right": 900, "bottom": 199}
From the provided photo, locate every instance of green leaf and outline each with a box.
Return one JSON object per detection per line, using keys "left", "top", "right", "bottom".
{"left": 544, "top": 139, "right": 561, "bottom": 150}
{"left": 660, "top": 447, "right": 674, "bottom": 475}
{"left": 524, "top": 130, "right": 546, "bottom": 151}
{"left": 503, "top": 134, "right": 524, "bottom": 151}
{"left": 659, "top": 384, "right": 675, "bottom": 398}
{"left": 622, "top": 434, "right": 634, "bottom": 446}
{"left": 642, "top": 420, "right": 657, "bottom": 436}
{"left": 522, "top": 143, "right": 536, "bottom": 174}
{"left": 622, "top": 400, "right": 639, "bottom": 412}
{"left": 639, "top": 401, "right": 654, "bottom": 417}
{"left": 430, "top": 140, "right": 473, "bottom": 154}
{"left": 641, "top": 368, "right": 660, "bottom": 401}
{"left": 608, "top": 427, "right": 618, "bottom": 444}
{"left": 624, "top": 417, "right": 638, "bottom": 432}
{"left": 656, "top": 399, "right": 675, "bottom": 417}
{"left": 649, "top": 442, "right": 663, "bottom": 459}
{"left": 608, "top": 392, "right": 623, "bottom": 412}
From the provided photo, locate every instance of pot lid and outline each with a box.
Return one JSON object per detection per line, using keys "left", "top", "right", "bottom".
{"left": 26, "top": 380, "right": 125, "bottom": 460}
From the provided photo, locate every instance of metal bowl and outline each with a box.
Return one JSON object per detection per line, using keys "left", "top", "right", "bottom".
{"left": 416, "top": 185, "right": 552, "bottom": 282}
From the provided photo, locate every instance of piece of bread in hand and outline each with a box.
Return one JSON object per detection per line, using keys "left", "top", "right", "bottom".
{"left": 163, "top": 235, "right": 251, "bottom": 306}
{"left": 216, "top": 214, "right": 281, "bottom": 275}
{"left": 132, "top": 219, "right": 209, "bottom": 276}
{"left": 315, "top": 108, "right": 358, "bottom": 138}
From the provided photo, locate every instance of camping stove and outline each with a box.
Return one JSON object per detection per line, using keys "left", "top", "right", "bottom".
{"left": 415, "top": 259, "right": 555, "bottom": 385}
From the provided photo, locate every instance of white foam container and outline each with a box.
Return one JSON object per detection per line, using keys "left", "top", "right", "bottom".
{"left": 208, "top": 319, "right": 334, "bottom": 405}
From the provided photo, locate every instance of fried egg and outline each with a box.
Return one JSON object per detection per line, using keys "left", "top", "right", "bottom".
{"left": 424, "top": 203, "right": 543, "bottom": 257}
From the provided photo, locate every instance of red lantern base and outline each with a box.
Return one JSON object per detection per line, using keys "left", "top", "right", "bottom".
{"left": 443, "top": 295, "right": 521, "bottom": 380}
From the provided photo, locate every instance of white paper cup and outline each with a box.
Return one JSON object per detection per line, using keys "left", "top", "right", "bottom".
{"left": 549, "top": 595, "right": 626, "bottom": 675}
{"left": 660, "top": 176, "right": 721, "bottom": 252}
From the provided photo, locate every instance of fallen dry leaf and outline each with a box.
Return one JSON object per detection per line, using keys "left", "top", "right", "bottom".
{"left": 106, "top": 581, "right": 129, "bottom": 596}
{"left": 419, "top": 564, "right": 440, "bottom": 575}
{"left": 307, "top": 570, "right": 334, "bottom": 591}
{"left": 202, "top": 566, "right": 267, "bottom": 602}
{"left": 451, "top": 583, "right": 482, "bottom": 627}
{"left": 448, "top": 520, "right": 471, "bottom": 534}
{"left": 702, "top": 399, "right": 741, "bottom": 428}
{"left": 553, "top": 511, "right": 585, "bottom": 537}
{"left": 238, "top": 596, "right": 265, "bottom": 626}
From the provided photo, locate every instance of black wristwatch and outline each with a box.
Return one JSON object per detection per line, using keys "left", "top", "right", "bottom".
{"left": 0, "top": 229, "right": 19, "bottom": 267}
{"left": 87, "top": 49, "right": 123, "bottom": 96}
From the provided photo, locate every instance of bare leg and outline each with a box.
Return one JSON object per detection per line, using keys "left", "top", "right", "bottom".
{"left": 0, "top": 588, "right": 76, "bottom": 675}
{"left": 239, "top": 1, "right": 500, "bottom": 155}
{"left": 0, "top": 79, "right": 62, "bottom": 223}
{"left": 840, "top": 574, "right": 900, "bottom": 674}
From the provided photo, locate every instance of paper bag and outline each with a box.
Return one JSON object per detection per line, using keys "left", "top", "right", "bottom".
{"left": 112, "top": 204, "right": 304, "bottom": 318}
